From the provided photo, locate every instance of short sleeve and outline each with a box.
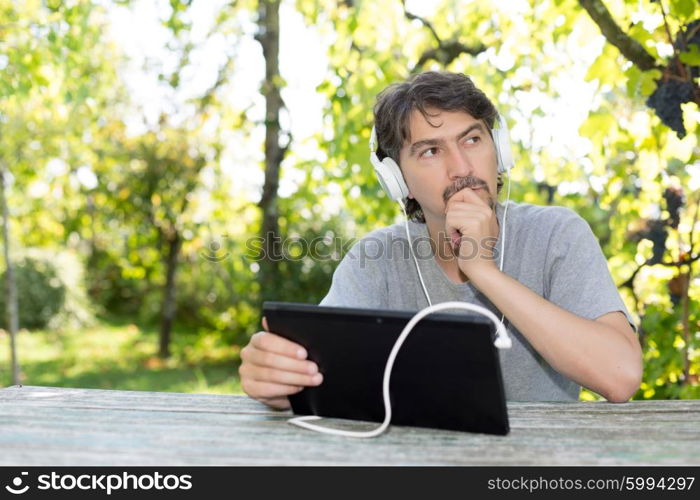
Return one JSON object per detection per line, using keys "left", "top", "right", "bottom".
{"left": 319, "top": 236, "right": 389, "bottom": 309}
{"left": 544, "top": 209, "right": 637, "bottom": 333}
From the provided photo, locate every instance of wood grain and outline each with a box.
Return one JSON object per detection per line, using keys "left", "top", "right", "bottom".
{"left": 1, "top": 386, "right": 698, "bottom": 465}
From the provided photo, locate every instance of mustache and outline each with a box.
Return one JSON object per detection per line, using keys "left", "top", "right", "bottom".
{"left": 442, "top": 176, "right": 490, "bottom": 204}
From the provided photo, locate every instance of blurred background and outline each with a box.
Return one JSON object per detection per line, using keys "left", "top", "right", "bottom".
{"left": 0, "top": 0, "right": 698, "bottom": 400}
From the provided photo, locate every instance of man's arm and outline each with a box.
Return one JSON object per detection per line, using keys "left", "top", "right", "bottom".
{"left": 467, "top": 265, "right": 642, "bottom": 403}
{"left": 445, "top": 188, "right": 642, "bottom": 402}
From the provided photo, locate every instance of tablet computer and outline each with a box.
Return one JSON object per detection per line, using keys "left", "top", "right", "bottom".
{"left": 262, "top": 301, "right": 509, "bottom": 435}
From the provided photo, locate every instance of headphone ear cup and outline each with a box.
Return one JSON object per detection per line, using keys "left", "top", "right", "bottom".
{"left": 493, "top": 116, "right": 514, "bottom": 173}
{"left": 371, "top": 153, "right": 409, "bottom": 201}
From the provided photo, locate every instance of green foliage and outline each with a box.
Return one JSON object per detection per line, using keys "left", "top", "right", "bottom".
{"left": 0, "top": 318, "right": 240, "bottom": 393}
{"left": 1, "top": 0, "right": 698, "bottom": 400}
{"left": 574, "top": 0, "right": 699, "bottom": 398}
{"left": 638, "top": 302, "right": 699, "bottom": 399}
{"left": 0, "top": 250, "right": 93, "bottom": 330}
{"left": 0, "top": 255, "right": 65, "bottom": 330}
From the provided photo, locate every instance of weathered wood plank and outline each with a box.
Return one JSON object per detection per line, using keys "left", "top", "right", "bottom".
{"left": 1, "top": 386, "right": 698, "bottom": 465}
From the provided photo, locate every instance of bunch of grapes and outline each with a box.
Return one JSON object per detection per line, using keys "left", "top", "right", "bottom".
{"left": 536, "top": 182, "right": 556, "bottom": 205}
{"left": 646, "top": 20, "right": 700, "bottom": 139}
{"left": 648, "top": 220, "right": 668, "bottom": 264}
{"left": 646, "top": 80, "right": 695, "bottom": 138}
{"left": 639, "top": 219, "right": 668, "bottom": 265}
{"left": 668, "top": 274, "right": 689, "bottom": 307}
{"left": 663, "top": 186, "right": 685, "bottom": 229}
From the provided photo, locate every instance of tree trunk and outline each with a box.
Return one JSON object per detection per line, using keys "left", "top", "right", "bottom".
{"left": 159, "top": 232, "right": 181, "bottom": 358}
{"left": 0, "top": 168, "right": 20, "bottom": 385}
{"left": 87, "top": 193, "right": 97, "bottom": 269}
{"left": 256, "top": 0, "right": 287, "bottom": 302}
{"left": 681, "top": 268, "right": 690, "bottom": 385}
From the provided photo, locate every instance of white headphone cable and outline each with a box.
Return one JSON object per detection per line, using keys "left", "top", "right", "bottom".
{"left": 398, "top": 199, "right": 432, "bottom": 307}
{"left": 498, "top": 165, "right": 512, "bottom": 328}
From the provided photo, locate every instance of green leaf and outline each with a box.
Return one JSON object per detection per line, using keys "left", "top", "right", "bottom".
{"left": 629, "top": 68, "right": 663, "bottom": 98}
{"left": 580, "top": 112, "right": 615, "bottom": 139}
{"left": 669, "top": 0, "right": 697, "bottom": 19}
{"left": 625, "top": 65, "right": 642, "bottom": 97}
{"left": 679, "top": 44, "right": 700, "bottom": 66}
{"left": 585, "top": 46, "right": 619, "bottom": 82}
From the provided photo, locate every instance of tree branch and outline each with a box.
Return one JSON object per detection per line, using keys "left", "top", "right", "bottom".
{"left": 657, "top": 0, "right": 689, "bottom": 80}
{"left": 414, "top": 40, "right": 487, "bottom": 69}
{"left": 578, "top": 0, "right": 659, "bottom": 71}
{"left": 619, "top": 266, "right": 642, "bottom": 317}
{"left": 688, "top": 195, "right": 700, "bottom": 258}
{"left": 402, "top": 0, "right": 441, "bottom": 45}
{"left": 620, "top": 250, "right": 700, "bottom": 295}
{"left": 402, "top": 2, "right": 486, "bottom": 71}
{"left": 655, "top": 252, "right": 699, "bottom": 268}
{"left": 194, "top": 53, "right": 235, "bottom": 115}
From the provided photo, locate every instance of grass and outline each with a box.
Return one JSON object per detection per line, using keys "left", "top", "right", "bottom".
{"left": 0, "top": 318, "right": 243, "bottom": 394}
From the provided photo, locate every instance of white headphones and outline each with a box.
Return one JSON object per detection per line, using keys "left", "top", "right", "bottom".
{"left": 369, "top": 114, "right": 514, "bottom": 201}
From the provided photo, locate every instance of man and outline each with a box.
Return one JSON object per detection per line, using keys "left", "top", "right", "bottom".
{"left": 239, "top": 71, "right": 643, "bottom": 410}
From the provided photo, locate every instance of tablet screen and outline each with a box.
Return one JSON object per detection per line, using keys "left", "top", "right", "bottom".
{"left": 263, "top": 301, "right": 509, "bottom": 435}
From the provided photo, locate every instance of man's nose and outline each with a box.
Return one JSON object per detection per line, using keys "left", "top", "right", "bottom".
{"left": 446, "top": 147, "right": 474, "bottom": 179}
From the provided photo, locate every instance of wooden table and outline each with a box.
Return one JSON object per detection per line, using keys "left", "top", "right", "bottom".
{"left": 1, "top": 385, "right": 698, "bottom": 465}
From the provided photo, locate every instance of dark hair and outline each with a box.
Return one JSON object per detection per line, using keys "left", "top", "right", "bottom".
{"left": 373, "top": 71, "right": 502, "bottom": 222}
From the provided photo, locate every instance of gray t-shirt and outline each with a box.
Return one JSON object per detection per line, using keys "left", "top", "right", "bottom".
{"left": 320, "top": 201, "right": 636, "bottom": 402}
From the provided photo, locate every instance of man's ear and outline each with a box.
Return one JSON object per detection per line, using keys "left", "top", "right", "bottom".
{"left": 408, "top": 193, "right": 414, "bottom": 199}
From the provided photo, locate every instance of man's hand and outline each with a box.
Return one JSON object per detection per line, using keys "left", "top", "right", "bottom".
{"left": 444, "top": 187, "right": 499, "bottom": 278}
{"left": 238, "top": 317, "right": 323, "bottom": 410}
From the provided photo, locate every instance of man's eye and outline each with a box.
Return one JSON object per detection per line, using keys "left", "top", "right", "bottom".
{"left": 421, "top": 147, "right": 438, "bottom": 158}
{"left": 464, "top": 136, "right": 480, "bottom": 145}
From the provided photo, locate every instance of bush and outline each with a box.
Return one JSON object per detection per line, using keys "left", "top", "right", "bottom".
{"left": 0, "top": 249, "right": 94, "bottom": 330}
{"left": 0, "top": 256, "right": 64, "bottom": 329}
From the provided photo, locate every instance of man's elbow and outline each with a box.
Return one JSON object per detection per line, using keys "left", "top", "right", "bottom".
{"left": 603, "top": 363, "right": 643, "bottom": 403}
{"left": 599, "top": 330, "right": 644, "bottom": 403}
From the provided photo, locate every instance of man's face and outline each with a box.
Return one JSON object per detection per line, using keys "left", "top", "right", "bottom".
{"left": 398, "top": 107, "right": 498, "bottom": 223}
